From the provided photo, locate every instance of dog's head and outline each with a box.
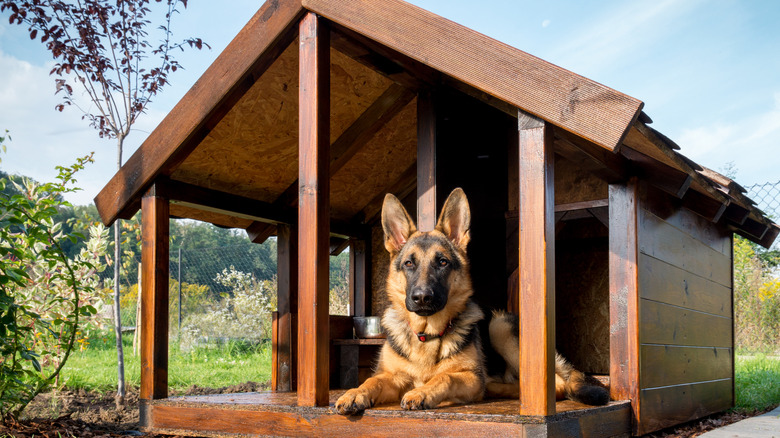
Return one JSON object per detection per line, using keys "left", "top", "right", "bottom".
{"left": 381, "top": 188, "right": 472, "bottom": 317}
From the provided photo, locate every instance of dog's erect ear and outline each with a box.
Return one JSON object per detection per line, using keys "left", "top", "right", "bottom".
{"left": 436, "top": 188, "right": 471, "bottom": 250}
{"left": 382, "top": 193, "right": 417, "bottom": 254}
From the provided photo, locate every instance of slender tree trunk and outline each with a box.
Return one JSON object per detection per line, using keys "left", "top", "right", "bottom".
{"left": 114, "top": 136, "right": 126, "bottom": 404}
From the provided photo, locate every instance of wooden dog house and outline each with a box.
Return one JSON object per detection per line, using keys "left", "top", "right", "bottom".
{"left": 95, "top": 0, "right": 779, "bottom": 436}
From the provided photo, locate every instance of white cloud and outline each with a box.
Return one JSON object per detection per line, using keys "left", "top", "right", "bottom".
{"left": 0, "top": 51, "right": 131, "bottom": 205}
{"left": 542, "top": 19, "right": 551, "bottom": 28}
{"left": 676, "top": 92, "right": 780, "bottom": 184}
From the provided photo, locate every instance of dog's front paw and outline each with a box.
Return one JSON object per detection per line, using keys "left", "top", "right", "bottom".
{"left": 401, "top": 388, "right": 434, "bottom": 410}
{"left": 335, "top": 388, "right": 374, "bottom": 415}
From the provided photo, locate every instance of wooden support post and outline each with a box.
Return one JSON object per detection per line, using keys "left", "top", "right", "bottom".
{"left": 517, "top": 111, "right": 556, "bottom": 416}
{"left": 417, "top": 89, "right": 437, "bottom": 231}
{"left": 349, "top": 239, "right": 369, "bottom": 317}
{"left": 297, "top": 12, "right": 330, "bottom": 407}
{"left": 275, "top": 224, "right": 298, "bottom": 392}
{"left": 139, "top": 183, "right": 170, "bottom": 424}
{"left": 609, "top": 178, "right": 641, "bottom": 432}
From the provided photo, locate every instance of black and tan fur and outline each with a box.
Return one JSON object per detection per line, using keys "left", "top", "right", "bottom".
{"left": 335, "top": 188, "right": 608, "bottom": 415}
{"left": 488, "top": 311, "right": 609, "bottom": 406}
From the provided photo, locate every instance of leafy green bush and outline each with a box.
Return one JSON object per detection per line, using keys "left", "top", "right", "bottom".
{"left": 734, "top": 237, "right": 780, "bottom": 354}
{"left": 0, "top": 154, "right": 109, "bottom": 421}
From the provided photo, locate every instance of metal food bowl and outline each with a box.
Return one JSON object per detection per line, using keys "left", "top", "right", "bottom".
{"left": 353, "top": 316, "right": 384, "bottom": 339}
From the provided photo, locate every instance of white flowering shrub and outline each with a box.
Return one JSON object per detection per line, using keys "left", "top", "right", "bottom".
{"left": 180, "top": 266, "right": 277, "bottom": 348}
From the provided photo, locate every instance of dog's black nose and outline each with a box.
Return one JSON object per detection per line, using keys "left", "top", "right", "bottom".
{"left": 411, "top": 287, "right": 434, "bottom": 305}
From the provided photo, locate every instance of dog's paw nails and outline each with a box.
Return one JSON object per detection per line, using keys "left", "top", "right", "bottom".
{"left": 401, "top": 390, "right": 431, "bottom": 410}
{"left": 335, "top": 390, "right": 372, "bottom": 415}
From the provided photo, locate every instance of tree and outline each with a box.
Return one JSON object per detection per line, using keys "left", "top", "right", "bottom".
{"left": 1, "top": 0, "right": 208, "bottom": 403}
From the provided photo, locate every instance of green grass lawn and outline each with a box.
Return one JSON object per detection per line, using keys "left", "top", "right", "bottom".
{"left": 60, "top": 331, "right": 780, "bottom": 415}
{"left": 60, "top": 332, "right": 271, "bottom": 392}
{"left": 734, "top": 354, "right": 780, "bottom": 413}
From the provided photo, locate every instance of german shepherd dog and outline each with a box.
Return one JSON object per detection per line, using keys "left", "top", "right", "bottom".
{"left": 334, "top": 188, "right": 608, "bottom": 415}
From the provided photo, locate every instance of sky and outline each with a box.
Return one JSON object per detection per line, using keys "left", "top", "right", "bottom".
{"left": 1, "top": 0, "right": 779, "bottom": 207}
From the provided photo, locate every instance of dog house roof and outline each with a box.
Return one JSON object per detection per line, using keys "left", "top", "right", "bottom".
{"left": 94, "top": 0, "right": 778, "bottom": 248}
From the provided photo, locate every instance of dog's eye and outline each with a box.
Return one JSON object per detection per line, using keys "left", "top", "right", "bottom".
{"left": 404, "top": 260, "right": 414, "bottom": 268}
{"left": 438, "top": 258, "right": 449, "bottom": 267}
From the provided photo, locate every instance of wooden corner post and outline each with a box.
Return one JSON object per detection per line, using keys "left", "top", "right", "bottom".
{"left": 517, "top": 110, "right": 556, "bottom": 416}
{"left": 140, "top": 182, "right": 170, "bottom": 423}
{"left": 274, "top": 224, "right": 298, "bottom": 392}
{"left": 608, "top": 177, "right": 641, "bottom": 431}
{"left": 417, "top": 89, "right": 436, "bottom": 231}
{"left": 297, "top": 12, "right": 330, "bottom": 407}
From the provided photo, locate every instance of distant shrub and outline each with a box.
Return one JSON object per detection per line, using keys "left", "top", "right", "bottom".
{"left": 734, "top": 237, "right": 780, "bottom": 354}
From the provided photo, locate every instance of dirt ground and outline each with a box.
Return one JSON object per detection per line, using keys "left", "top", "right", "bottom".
{"left": 0, "top": 384, "right": 771, "bottom": 437}
{"left": 0, "top": 381, "right": 267, "bottom": 438}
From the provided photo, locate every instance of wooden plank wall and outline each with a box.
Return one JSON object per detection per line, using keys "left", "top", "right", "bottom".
{"left": 635, "top": 185, "right": 734, "bottom": 435}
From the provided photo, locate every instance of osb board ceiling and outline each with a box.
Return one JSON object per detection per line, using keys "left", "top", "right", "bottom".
{"left": 169, "top": 39, "right": 392, "bottom": 204}
{"left": 330, "top": 98, "right": 418, "bottom": 221}
{"left": 554, "top": 156, "right": 608, "bottom": 205}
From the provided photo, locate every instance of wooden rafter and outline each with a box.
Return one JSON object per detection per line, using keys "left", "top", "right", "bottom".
{"left": 245, "top": 82, "right": 415, "bottom": 242}
{"left": 621, "top": 146, "right": 692, "bottom": 199}
{"left": 304, "top": 0, "right": 643, "bottom": 150}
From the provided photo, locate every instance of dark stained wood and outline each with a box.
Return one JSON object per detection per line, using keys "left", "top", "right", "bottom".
{"left": 147, "top": 393, "right": 631, "bottom": 437}
{"left": 349, "top": 239, "right": 370, "bottom": 317}
{"left": 640, "top": 299, "right": 732, "bottom": 348}
{"left": 641, "top": 184, "right": 733, "bottom": 255}
{"left": 329, "top": 237, "right": 350, "bottom": 256}
{"left": 639, "top": 254, "right": 732, "bottom": 317}
{"left": 608, "top": 178, "right": 641, "bottom": 431}
{"left": 417, "top": 89, "right": 437, "bottom": 231}
{"left": 517, "top": 110, "right": 556, "bottom": 416}
{"left": 297, "top": 12, "right": 330, "bottom": 407}
{"left": 247, "top": 221, "right": 276, "bottom": 245}
{"left": 639, "top": 209, "right": 732, "bottom": 288}
{"left": 723, "top": 202, "right": 750, "bottom": 226}
{"left": 621, "top": 146, "right": 692, "bottom": 199}
{"left": 94, "top": 0, "right": 305, "bottom": 225}
{"left": 638, "top": 379, "right": 732, "bottom": 435}
{"left": 640, "top": 345, "right": 732, "bottom": 389}
{"left": 682, "top": 189, "right": 728, "bottom": 223}
{"left": 554, "top": 199, "right": 609, "bottom": 212}
{"left": 758, "top": 223, "right": 780, "bottom": 249}
{"left": 276, "top": 224, "right": 298, "bottom": 392}
{"left": 140, "top": 184, "right": 170, "bottom": 401}
{"left": 553, "top": 132, "right": 628, "bottom": 184}
{"left": 733, "top": 217, "right": 771, "bottom": 242}
{"left": 164, "top": 179, "right": 295, "bottom": 224}
{"left": 303, "top": 0, "right": 643, "bottom": 150}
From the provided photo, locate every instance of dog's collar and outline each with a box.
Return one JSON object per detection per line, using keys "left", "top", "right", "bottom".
{"left": 412, "top": 320, "right": 454, "bottom": 342}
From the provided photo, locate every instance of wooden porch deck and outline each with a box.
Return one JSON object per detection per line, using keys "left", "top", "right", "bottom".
{"left": 144, "top": 390, "right": 632, "bottom": 437}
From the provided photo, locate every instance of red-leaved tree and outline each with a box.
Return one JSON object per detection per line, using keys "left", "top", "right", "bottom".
{"left": 1, "top": 0, "right": 208, "bottom": 403}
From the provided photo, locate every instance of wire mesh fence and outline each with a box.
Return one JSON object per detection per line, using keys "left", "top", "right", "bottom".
{"left": 746, "top": 180, "right": 780, "bottom": 219}
{"left": 110, "top": 238, "right": 349, "bottom": 348}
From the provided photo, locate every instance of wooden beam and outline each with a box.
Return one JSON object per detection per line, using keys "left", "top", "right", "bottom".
{"left": 417, "top": 89, "right": 437, "bottom": 231}
{"left": 621, "top": 146, "right": 692, "bottom": 199}
{"left": 297, "top": 12, "right": 330, "bottom": 407}
{"left": 140, "top": 183, "right": 170, "bottom": 405}
{"left": 275, "top": 224, "right": 298, "bottom": 392}
{"left": 554, "top": 133, "right": 629, "bottom": 184}
{"left": 517, "top": 110, "right": 556, "bottom": 416}
{"left": 94, "top": 0, "right": 305, "bottom": 225}
{"left": 722, "top": 202, "right": 750, "bottom": 226}
{"left": 554, "top": 199, "right": 609, "bottom": 212}
{"left": 681, "top": 189, "right": 729, "bottom": 223}
{"left": 349, "top": 239, "right": 370, "bottom": 317}
{"left": 304, "top": 0, "right": 643, "bottom": 150}
{"left": 608, "top": 177, "right": 641, "bottom": 435}
{"left": 329, "top": 237, "right": 350, "bottom": 256}
{"left": 247, "top": 222, "right": 277, "bottom": 244}
{"left": 163, "top": 179, "right": 295, "bottom": 225}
